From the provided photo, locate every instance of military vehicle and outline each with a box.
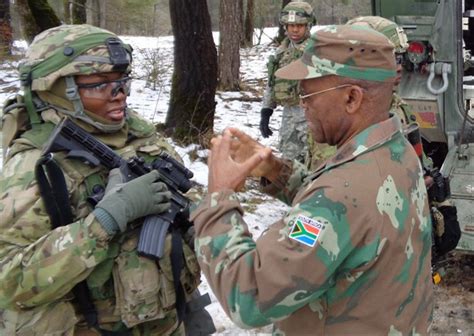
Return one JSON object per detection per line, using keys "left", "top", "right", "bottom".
{"left": 371, "top": 0, "right": 474, "bottom": 253}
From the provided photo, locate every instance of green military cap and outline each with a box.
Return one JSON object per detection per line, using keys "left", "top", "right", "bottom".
{"left": 275, "top": 25, "right": 397, "bottom": 82}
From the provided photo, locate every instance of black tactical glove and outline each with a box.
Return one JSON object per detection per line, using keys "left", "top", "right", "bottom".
{"left": 259, "top": 108, "right": 274, "bottom": 138}
{"left": 434, "top": 205, "right": 461, "bottom": 256}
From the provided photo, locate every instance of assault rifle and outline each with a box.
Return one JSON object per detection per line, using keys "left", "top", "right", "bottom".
{"left": 41, "top": 117, "right": 194, "bottom": 259}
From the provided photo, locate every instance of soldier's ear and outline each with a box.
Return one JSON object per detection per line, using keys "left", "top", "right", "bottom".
{"left": 344, "top": 85, "right": 364, "bottom": 115}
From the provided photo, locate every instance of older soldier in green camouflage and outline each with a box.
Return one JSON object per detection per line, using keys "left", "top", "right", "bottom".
{"left": 0, "top": 24, "right": 213, "bottom": 335}
{"left": 306, "top": 16, "right": 413, "bottom": 171}
{"left": 191, "top": 25, "right": 433, "bottom": 335}
{"left": 259, "top": 1, "right": 315, "bottom": 162}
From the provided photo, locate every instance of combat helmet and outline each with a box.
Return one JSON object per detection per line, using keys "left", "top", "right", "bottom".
{"left": 346, "top": 16, "right": 408, "bottom": 53}
{"left": 280, "top": 1, "right": 316, "bottom": 26}
{"left": 19, "top": 24, "right": 133, "bottom": 132}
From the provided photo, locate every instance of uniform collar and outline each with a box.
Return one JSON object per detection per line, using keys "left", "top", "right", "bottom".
{"left": 308, "top": 116, "right": 402, "bottom": 180}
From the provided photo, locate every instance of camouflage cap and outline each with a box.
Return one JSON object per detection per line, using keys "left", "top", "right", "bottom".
{"left": 280, "top": 1, "right": 316, "bottom": 25}
{"left": 346, "top": 16, "right": 408, "bottom": 53}
{"left": 275, "top": 25, "right": 397, "bottom": 82}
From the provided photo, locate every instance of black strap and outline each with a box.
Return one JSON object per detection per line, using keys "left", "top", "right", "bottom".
{"left": 170, "top": 230, "right": 186, "bottom": 323}
{"left": 35, "top": 154, "right": 100, "bottom": 330}
{"left": 35, "top": 154, "right": 74, "bottom": 228}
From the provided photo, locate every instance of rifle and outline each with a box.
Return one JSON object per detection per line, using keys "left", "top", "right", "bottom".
{"left": 41, "top": 117, "right": 194, "bottom": 259}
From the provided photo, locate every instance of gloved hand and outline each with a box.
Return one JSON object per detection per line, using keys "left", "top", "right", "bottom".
{"left": 259, "top": 108, "right": 274, "bottom": 138}
{"left": 93, "top": 169, "right": 171, "bottom": 235}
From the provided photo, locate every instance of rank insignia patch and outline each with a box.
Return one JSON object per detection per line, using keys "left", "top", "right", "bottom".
{"left": 289, "top": 215, "right": 325, "bottom": 247}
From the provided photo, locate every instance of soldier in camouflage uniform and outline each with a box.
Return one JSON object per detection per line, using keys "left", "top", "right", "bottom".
{"left": 346, "top": 16, "right": 412, "bottom": 125}
{"left": 305, "top": 16, "right": 412, "bottom": 171}
{"left": 259, "top": 1, "right": 315, "bottom": 162}
{"left": 191, "top": 25, "right": 433, "bottom": 335}
{"left": 0, "top": 25, "right": 214, "bottom": 335}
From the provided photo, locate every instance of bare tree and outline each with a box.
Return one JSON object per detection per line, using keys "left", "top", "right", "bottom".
{"left": 16, "top": 0, "right": 40, "bottom": 42}
{"left": 63, "top": 0, "right": 86, "bottom": 24}
{"left": 0, "top": 0, "right": 12, "bottom": 56}
{"left": 27, "top": 0, "right": 61, "bottom": 30}
{"left": 242, "top": 0, "right": 254, "bottom": 47}
{"left": 166, "top": 0, "right": 218, "bottom": 144}
{"left": 218, "top": 0, "right": 243, "bottom": 90}
{"left": 277, "top": 0, "right": 291, "bottom": 43}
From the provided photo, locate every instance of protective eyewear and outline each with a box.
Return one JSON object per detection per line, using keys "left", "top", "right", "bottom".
{"left": 77, "top": 76, "right": 132, "bottom": 100}
{"left": 299, "top": 84, "right": 352, "bottom": 102}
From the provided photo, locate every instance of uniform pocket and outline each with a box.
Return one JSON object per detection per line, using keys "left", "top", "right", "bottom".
{"left": 113, "top": 236, "right": 163, "bottom": 328}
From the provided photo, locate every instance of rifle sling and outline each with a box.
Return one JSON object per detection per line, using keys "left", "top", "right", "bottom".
{"left": 35, "top": 154, "right": 101, "bottom": 331}
{"left": 170, "top": 230, "right": 186, "bottom": 324}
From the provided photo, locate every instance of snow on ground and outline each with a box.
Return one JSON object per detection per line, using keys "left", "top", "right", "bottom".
{"left": 0, "top": 28, "right": 286, "bottom": 335}
{"left": 1, "top": 28, "right": 473, "bottom": 335}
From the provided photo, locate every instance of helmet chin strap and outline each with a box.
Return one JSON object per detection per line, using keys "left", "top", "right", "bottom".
{"left": 62, "top": 75, "right": 125, "bottom": 133}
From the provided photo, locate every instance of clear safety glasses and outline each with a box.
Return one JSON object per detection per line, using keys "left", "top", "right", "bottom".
{"left": 298, "top": 84, "right": 352, "bottom": 103}
{"left": 76, "top": 76, "right": 132, "bottom": 100}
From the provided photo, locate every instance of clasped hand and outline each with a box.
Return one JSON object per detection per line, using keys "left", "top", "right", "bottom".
{"left": 207, "top": 128, "right": 275, "bottom": 193}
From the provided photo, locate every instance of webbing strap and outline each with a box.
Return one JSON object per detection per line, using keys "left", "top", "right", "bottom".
{"left": 35, "top": 154, "right": 101, "bottom": 330}
{"left": 170, "top": 230, "right": 186, "bottom": 323}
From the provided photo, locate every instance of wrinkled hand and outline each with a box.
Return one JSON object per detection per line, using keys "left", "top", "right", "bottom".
{"left": 227, "top": 127, "right": 277, "bottom": 178}
{"left": 95, "top": 170, "right": 172, "bottom": 233}
{"left": 259, "top": 108, "right": 274, "bottom": 138}
{"left": 207, "top": 128, "right": 272, "bottom": 193}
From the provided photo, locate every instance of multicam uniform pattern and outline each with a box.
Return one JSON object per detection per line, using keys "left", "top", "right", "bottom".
{"left": 263, "top": 37, "right": 310, "bottom": 162}
{"left": 191, "top": 116, "right": 433, "bottom": 335}
{"left": 0, "top": 108, "right": 200, "bottom": 335}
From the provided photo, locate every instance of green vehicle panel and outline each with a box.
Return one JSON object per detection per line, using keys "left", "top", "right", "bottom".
{"left": 372, "top": 0, "right": 474, "bottom": 252}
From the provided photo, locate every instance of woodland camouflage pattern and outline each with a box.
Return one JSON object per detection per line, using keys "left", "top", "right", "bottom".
{"left": 0, "top": 108, "right": 200, "bottom": 335}
{"left": 191, "top": 116, "right": 433, "bottom": 335}
{"left": 275, "top": 25, "right": 397, "bottom": 82}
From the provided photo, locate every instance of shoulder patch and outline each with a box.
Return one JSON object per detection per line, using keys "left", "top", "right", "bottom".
{"left": 289, "top": 214, "right": 325, "bottom": 247}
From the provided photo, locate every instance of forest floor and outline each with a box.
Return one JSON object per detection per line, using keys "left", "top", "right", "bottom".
{"left": 431, "top": 252, "right": 474, "bottom": 335}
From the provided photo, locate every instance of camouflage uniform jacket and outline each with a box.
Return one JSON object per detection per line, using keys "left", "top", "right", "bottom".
{"left": 191, "top": 116, "right": 433, "bottom": 335}
{"left": 263, "top": 37, "right": 311, "bottom": 108}
{"left": 390, "top": 92, "right": 412, "bottom": 126}
{"left": 0, "top": 109, "right": 200, "bottom": 335}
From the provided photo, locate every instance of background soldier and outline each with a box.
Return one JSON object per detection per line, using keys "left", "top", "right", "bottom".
{"left": 259, "top": 1, "right": 315, "bottom": 162}
{"left": 192, "top": 25, "right": 433, "bottom": 334}
{"left": 306, "top": 16, "right": 411, "bottom": 171}
{"left": 347, "top": 16, "right": 461, "bottom": 266}
{"left": 0, "top": 24, "right": 214, "bottom": 335}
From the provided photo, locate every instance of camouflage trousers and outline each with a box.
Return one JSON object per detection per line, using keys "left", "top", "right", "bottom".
{"left": 305, "top": 134, "right": 337, "bottom": 171}
{"left": 278, "top": 105, "right": 308, "bottom": 162}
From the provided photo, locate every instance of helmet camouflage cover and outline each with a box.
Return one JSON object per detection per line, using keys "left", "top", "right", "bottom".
{"left": 20, "top": 24, "right": 132, "bottom": 91}
{"left": 346, "top": 16, "right": 408, "bottom": 53}
{"left": 280, "top": 1, "right": 316, "bottom": 25}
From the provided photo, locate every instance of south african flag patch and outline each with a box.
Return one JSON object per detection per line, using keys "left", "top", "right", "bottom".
{"left": 289, "top": 215, "right": 325, "bottom": 247}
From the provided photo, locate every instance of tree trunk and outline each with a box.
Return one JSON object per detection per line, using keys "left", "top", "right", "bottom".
{"left": 167, "top": 0, "right": 217, "bottom": 145}
{"left": 0, "top": 0, "right": 12, "bottom": 56}
{"left": 86, "top": 0, "right": 100, "bottom": 26}
{"left": 218, "top": 0, "right": 242, "bottom": 90}
{"left": 27, "top": 0, "right": 61, "bottom": 34}
{"left": 72, "top": 0, "right": 87, "bottom": 24}
{"left": 16, "top": 0, "right": 40, "bottom": 43}
{"left": 63, "top": 0, "right": 70, "bottom": 23}
{"left": 242, "top": 0, "right": 254, "bottom": 47}
{"left": 99, "top": 0, "right": 106, "bottom": 27}
{"left": 277, "top": 0, "right": 291, "bottom": 44}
